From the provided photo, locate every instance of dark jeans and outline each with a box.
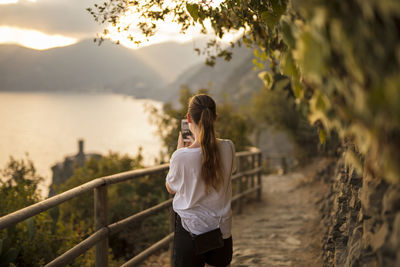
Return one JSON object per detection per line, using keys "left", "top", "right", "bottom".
{"left": 173, "top": 213, "right": 233, "bottom": 267}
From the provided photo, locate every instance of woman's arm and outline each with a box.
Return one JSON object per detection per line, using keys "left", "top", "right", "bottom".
{"left": 165, "top": 181, "right": 176, "bottom": 194}
{"left": 165, "top": 132, "right": 192, "bottom": 195}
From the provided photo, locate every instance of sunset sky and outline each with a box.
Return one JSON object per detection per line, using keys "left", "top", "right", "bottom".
{"left": 0, "top": 0, "right": 239, "bottom": 50}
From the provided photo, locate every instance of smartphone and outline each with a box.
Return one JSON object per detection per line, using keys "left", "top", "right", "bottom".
{"left": 181, "top": 119, "right": 192, "bottom": 143}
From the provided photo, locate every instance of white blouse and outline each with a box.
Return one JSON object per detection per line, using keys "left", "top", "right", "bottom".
{"left": 166, "top": 139, "right": 236, "bottom": 239}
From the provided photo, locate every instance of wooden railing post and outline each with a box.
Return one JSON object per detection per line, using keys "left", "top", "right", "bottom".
{"left": 94, "top": 185, "right": 108, "bottom": 267}
{"left": 236, "top": 156, "right": 242, "bottom": 214}
{"left": 251, "top": 154, "right": 255, "bottom": 190}
{"left": 281, "top": 157, "right": 287, "bottom": 174}
{"left": 257, "top": 153, "right": 262, "bottom": 201}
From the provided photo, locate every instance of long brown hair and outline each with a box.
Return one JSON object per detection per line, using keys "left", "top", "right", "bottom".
{"left": 188, "top": 94, "right": 223, "bottom": 192}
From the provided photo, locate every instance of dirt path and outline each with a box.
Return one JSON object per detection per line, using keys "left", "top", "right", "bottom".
{"left": 230, "top": 159, "right": 329, "bottom": 267}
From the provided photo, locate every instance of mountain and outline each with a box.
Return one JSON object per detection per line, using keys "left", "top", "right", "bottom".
{"left": 0, "top": 39, "right": 265, "bottom": 102}
{"left": 166, "top": 44, "right": 268, "bottom": 104}
{"left": 133, "top": 40, "right": 206, "bottom": 83}
{"left": 0, "top": 39, "right": 166, "bottom": 98}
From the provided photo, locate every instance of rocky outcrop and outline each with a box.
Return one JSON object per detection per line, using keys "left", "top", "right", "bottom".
{"left": 318, "top": 158, "right": 400, "bottom": 266}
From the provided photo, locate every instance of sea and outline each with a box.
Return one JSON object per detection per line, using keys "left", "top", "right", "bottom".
{"left": 0, "top": 91, "right": 164, "bottom": 197}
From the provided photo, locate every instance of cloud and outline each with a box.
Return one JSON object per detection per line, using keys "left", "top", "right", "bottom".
{"left": 0, "top": 26, "right": 78, "bottom": 49}
{"left": 0, "top": 0, "right": 19, "bottom": 4}
{"left": 0, "top": 0, "right": 103, "bottom": 38}
{"left": 0, "top": 0, "right": 36, "bottom": 4}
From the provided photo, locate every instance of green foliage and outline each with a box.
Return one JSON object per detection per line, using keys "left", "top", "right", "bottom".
{"left": 54, "top": 150, "right": 169, "bottom": 262}
{"left": 0, "top": 151, "right": 168, "bottom": 265}
{"left": 148, "top": 86, "right": 251, "bottom": 158}
{"left": 216, "top": 98, "right": 252, "bottom": 151}
{"left": 55, "top": 150, "right": 144, "bottom": 230}
{"left": 0, "top": 237, "right": 18, "bottom": 267}
{"left": 251, "top": 77, "right": 320, "bottom": 161}
{"left": 91, "top": 0, "right": 400, "bottom": 183}
{"left": 186, "top": 3, "right": 199, "bottom": 22}
{"left": 0, "top": 154, "right": 42, "bottom": 215}
{"left": 0, "top": 155, "right": 85, "bottom": 266}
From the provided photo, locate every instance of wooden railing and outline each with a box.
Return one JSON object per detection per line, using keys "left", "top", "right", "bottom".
{"left": 0, "top": 148, "right": 262, "bottom": 267}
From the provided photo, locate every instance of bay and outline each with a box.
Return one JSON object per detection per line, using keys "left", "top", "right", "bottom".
{"left": 0, "top": 91, "right": 164, "bottom": 196}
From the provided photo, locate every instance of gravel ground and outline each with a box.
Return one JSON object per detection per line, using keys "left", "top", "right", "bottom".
{"left": 230, "top": 159, "right": 330, "bottom": 267}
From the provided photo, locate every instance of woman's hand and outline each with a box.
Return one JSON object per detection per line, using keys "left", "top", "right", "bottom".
{"left": 177, "top": 131, "right": 185, "bottom": 149}
{"left": 177, "top": 132, "right": 194, "bottom": 149}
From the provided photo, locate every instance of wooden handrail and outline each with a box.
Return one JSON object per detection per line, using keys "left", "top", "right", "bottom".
{"left": 0, "top": 163, "right": 169, "bottom": 230}
{"left": 103, "top": 163, "right": 169, "bottom": 186}
{"left": 0, "top": 148, "right": 264, "bottom": 267}
{"left": 108, "top": 198, "right": 173, "bottom": 235}
{"left": 121, "top": 233, "right": 174, "bottom": 267}
{"left": 0, "top": 178, "right": 105, "bottom": 230}
{"left": 45, "top": 227, "right": 109, "bottom": 267}
{"left": 231, "top": 167, "right": 263, "bottom": 181}
{"left": 43, "top": 198, "right": 174, "bottom": 267}
{"left": 236, "top": 147, "right": 261, "bottom": 158}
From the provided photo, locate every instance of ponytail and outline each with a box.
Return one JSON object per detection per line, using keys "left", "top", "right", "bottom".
{"left": 188, "top": 95, "right": 223, "bottom": 193}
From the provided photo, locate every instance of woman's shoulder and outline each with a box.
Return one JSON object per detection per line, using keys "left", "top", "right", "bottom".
{"left": 217, "top": 138, "right": 235, "bottom": 147}
{"left": 170, "top": 147, "right": 201, "bottom": 162}
{"left": 216, "top": 139, "right": 235, "bottom": 156}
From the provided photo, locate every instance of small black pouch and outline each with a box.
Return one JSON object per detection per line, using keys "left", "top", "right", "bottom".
{"left": 190, "top": 228, "right": 224, "bottom": 255}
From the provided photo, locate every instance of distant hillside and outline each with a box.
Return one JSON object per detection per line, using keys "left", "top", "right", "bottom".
{"left": 0, "top": 39, "right": 166, "bottom": 99}
{"left": 134, "top": 40, "right": 206, "bottom": 83}
{"left": 166, "top": 45, "right": 268, "bottom": 104}
{"left": 0, "top": 39, "right": 267, "bottom": 102}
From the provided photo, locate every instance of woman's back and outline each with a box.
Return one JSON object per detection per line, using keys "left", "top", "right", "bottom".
{"left": 166, "top": 94, "right": 234, "bottom": 267}
{"left": 166, "top": 138, "right": 235, "bottom": 239}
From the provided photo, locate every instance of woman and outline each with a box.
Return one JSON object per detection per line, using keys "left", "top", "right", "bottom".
{"left": 165, "top": 94, "right": 236, "bottom": 267}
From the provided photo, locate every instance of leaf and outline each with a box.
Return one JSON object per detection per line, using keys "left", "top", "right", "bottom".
{"left": 319, "top": 128, "right": 326, "bottom": 144}
{"left": 258, "top": 71, "right": 274, "bottom": 89}
{"left": 198, "top": 9, "right": 206, "bottom": 22}
{"left": 271, "top": 0, "right": 287, "bottom": 18}
{"left": 254, "top": 49, "right": 259, "bottom": 58}
{"left": 316, "top": 93, "right": 326, "bottom": 110}
{"left": 290, "top": 79, "right": 304, "bottom": 100}
{"left": 295, "top": 31, "right": 325, "bottom": 82}
{"left": 262, "top": 11, "right": 278, "bottom": 28}
{"left": 25, "top": 217, "right": 36, "bottom": 240}
{"left": 252, "top": 58, "right": 258, "bottom": 66}
{"left": 280, "top": 19, "right": 295, "bottom": 48}
{"left": 280, "top": 52, "right": 297, "bottom": 78}
{"left": 186, "top": 3, "right": 199, "bottom": 21}
{"left": 260, "top": 51, "right": 268, "bottom": 61}
{"left": 272, "top": 75, "right": 290, "bottom": 91}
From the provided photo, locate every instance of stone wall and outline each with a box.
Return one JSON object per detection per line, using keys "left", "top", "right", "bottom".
{"left": 317, "top": 158, "right": 400, "bottom": 266}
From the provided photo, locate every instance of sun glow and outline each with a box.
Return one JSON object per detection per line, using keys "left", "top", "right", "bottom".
{"left": 105, "top": 4, "right": 243, "bottom": 50}
{"left": 0, "top": 0, "right": 36, "bottom": 4}
{"left": 0, "top": 0, "right": 18, "bottom": 4}
{"left": 105, "top": 9, "right": 191, "bottom": 49}
{"left": 0, "top": 26, "right": 78, "bottom": 50}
